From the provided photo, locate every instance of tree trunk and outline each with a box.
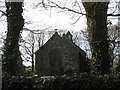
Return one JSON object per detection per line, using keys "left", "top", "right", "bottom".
{"left": 82, "top": 2, "right": 110, "bottom": 74}
{"left": 31, "top": 33, "right": 35, "bottom": 72}
{"left": 3, "top": 2, "right": 24, "bottom": 75}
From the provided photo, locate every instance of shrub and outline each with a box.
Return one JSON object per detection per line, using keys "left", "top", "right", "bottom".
{"left": 2, "top": 73, "right": 120, "bottom": 89}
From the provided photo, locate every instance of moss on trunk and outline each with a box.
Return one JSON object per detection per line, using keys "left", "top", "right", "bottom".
{"left": 83, "top": 2, "right": 110, "bottom": 74}
{"left": 3, "top": 2, "right": 24, "bottom": 75}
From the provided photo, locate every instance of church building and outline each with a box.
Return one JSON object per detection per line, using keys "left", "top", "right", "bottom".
{"left": 35, "top": 31, "right": 90, "bottom": 76}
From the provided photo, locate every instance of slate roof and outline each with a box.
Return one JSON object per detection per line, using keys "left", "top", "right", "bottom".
{"left": 35, "top": 31, "right": 86, "bottom": 56}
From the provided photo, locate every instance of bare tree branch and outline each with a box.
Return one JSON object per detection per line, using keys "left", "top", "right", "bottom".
{"left": 0, "top": 10, "right": 7, "bottom": 16}
{"left": 23, "top": 26, "right": 52, "bottom": 34}
{"left": 107, "top": 13, "right": 120, "bottom": 16}
{"left": 49, "top": 1, "right": 87, "bottom": 16}
{"left": 21, "top": 55, "right": 32, "bottom": 63}
{"left": 43, "top": 1, "right": 120, "bottom": 18}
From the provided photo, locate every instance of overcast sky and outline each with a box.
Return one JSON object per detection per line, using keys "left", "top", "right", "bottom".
{"left": 23, "top": 0, "right": 87, "bottom": 32}
{"left": 0, "top": 0, "right": 119, "bottom": 66}
{"left": 0, "top": 0, "right": 119, "bottom": 35}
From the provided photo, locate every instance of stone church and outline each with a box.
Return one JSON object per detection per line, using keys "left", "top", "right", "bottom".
{"left": 35, "top": 31, "right": 90, "bottom": 76}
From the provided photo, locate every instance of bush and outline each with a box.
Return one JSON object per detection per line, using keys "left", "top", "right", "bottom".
{"left": 2, "top": 73, "right": 120, "bottom": 89}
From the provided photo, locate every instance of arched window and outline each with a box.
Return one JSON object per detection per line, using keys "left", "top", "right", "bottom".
{"left": 49, "top": 48, "right": 62, "bottom": 67}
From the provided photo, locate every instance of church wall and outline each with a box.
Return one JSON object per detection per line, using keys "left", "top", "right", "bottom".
{"left": 35, "top": 32, "right": 89, "bottom": 76}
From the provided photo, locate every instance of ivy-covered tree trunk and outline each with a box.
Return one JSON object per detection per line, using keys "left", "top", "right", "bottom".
{"left": 3, "top": 2, "right": 24, "bottom": 75}
{"left": 82, "top": 2, "right": 110, "bottom": 74}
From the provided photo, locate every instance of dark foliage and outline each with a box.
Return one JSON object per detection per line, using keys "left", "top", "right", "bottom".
{"left": 2, "top": 73, "right": 120, "bottom": 89}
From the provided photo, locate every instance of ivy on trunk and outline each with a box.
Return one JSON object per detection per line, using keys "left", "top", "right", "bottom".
{"left": 82, "top": 2, "right": 110, "bottom": 74}
{"left": 3, "top": 2, "right": 24, "bottom": 75}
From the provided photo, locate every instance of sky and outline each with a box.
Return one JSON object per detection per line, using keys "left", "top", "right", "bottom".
{"left": 23, "top": 0, "right": 119, "bottom": 30}
{"left": 0, "top": 0, "right": 119, "bottom": 35}
{"left": 0, "top": 0, "right": 119, "bottom": 66}
{"left": 22, "top": 0, "right": 119, "bottom": 66}
{"left": 23, "top": 0, "right": 87, "bottom": 33}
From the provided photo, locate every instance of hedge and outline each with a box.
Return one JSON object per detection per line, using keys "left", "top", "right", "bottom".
{"left": 2, "top": 73, "right": 120, "bottom": 89}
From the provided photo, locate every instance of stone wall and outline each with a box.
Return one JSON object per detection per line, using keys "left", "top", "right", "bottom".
{"left": 35, "top": 32, "right": 90, "bottom": 76}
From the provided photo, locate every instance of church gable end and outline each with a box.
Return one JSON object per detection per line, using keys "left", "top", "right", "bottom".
{"left": 35, "top": 31, "right": 90, "bottom": 76}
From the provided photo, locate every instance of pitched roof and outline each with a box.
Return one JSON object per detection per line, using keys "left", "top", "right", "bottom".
{"left": 36, "top": 31, "right": 86, "bottom": 56}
